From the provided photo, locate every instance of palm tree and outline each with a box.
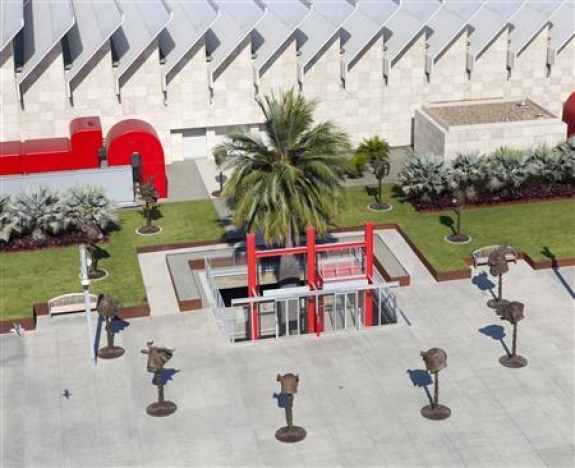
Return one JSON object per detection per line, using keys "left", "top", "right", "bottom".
{"left": 351, "top": 136, "right": 389, "bottom": 176}
{"left": 216, "top": 89, "right": 350, "bottom": 285}
{"left": 398, "top": 151, "right": 451, "bottom": 203}
{"left": 10, "top": 185, "right": 66, "bottom": 241}
{"left": 526, "top": 146, "right": 563, "bottom": 191}
{"left": 555, "top": 136, "right": 575, "bottom": 183}
{"left": 485, "top": 147, "right": 527, "bottom": 196}
{"left": 62, "top": 185, "right": 119, "bottom": 233}
{"left": 0, "top": 195, "right": 18, "bottom": 243}
{"left": 452, "top": 151, "right": 486, "bottom": 199}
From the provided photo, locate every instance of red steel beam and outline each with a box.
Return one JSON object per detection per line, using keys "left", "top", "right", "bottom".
{"left": 306, "top": 228, "right": 316, "bottom": 335}
{"left": 246, "top": 233, "right": 258, "bottom": 340}
{"left": 364, "top": 222, "right": 374, "bottom": 327}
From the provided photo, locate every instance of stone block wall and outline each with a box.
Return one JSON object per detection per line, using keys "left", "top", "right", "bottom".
{"left": 1, "top": 25, "right": 573, "bottom": 165}
{"left": 0, "top": 47, "right": 20, "bottom": 140}
{"left": 413, "top": 109, "right": 446, "bottom": 157}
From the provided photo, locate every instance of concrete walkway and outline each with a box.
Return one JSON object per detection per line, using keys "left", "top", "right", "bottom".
{"left": 2, "top": 262, "right": 573, "bottom": 467}
{"left": 165, "top": 160, "right": 211, "bottom": 201}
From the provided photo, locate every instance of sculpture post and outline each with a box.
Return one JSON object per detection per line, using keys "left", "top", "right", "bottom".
{"left": 445, "top": 191, "right": 470, "bottom": 243}
{"left": 96, "top": 295, "right": 124, "bottom": 359}
{"left": 420, "top": 348, "right": 451, "bottom": 420}
{"left": 275, "top": 373, "right": 306, "bottom": 443}
{"left": 497, "top": 301, "right": 528, "bottom": 368}
{"left": 142, "top": 341, "right": 177, "bottom": 416}
{"left": 487, "top": 246, "right": 511, "bottom": 309}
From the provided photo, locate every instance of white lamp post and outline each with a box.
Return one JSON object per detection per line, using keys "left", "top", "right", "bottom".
{"left": 79, "top": 244, "right": 96, "bottom": 364}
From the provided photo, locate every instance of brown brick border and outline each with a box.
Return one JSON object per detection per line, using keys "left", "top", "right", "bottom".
{"left": 4, "top": 224, "right": 574, "bottom": 333}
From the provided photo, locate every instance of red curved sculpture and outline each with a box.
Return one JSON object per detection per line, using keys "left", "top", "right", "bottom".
{"left": 564, "top": 92, "right": 575, "bottom": 137}
{"left": 106, "top": 119, "right": 168, "bottom": 197}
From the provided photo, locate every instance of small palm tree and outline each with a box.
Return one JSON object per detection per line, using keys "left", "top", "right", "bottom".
{"left": 398, "top": 151, "right": 451, "bottom": 202}
{"left": 526, "top": 146, "right": 563, "bottom": 190}
{"left": 217, "top": 89, "right": 350, "bottom": 287}
{"left": 10, "top": 185, "right": 66, "bottom": 241}
{"left": 555, "top": 136, "right": 575, "bottom": 183}
{"left": 452, "top": 152, "right": 486, "bottom": 198}
{"left": 351, "top": 136, "right": 389, "bottom": 176}
{"left": 63, "top": 185, "right": 119, "bottom": 233}
{"left": 0, "top": 195, "right": 18, "bottom": 243}
{"left": 485, "top": 147, "right": 527, "bottom": 196}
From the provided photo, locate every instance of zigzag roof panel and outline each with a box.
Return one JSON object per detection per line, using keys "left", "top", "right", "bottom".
{"left": 66, "top": 0, "right": 124, "bottom": 88}
{"left": 425, "top": 0, "right": 485, "bottom": 74}
{"left": 18, "top": 0, "right": 75, "bottom": 84}
{"left": 253, "top": 0, "right": 311, "bottom": 79}
{"left": 112, "top": 0, "right": 172, "bottom": 85}
{"left": 383, "top": 0, "right": 443, "bottom": 76}
{"left": 159, "top": 0, "right": 219, "bottom": 87}
{"left": 467, "top": 0, "right": 526, "bottom": 70}
{"left": 206, "top": 0, "right": 266, "bottom": 81}
{"left": 547, "top": 0, "right": 575, "bottom": 65}
{"left": 508, "top": 0, "right": 563, "bottom": 67}
{"left": 340, "top": 0, "right": 400, "bottom": 75}
{"left": 1, "top": 0, "right": 24, "bottom": 52}
{"left": 297, "top": 0, "right": 356, "bottom": 77}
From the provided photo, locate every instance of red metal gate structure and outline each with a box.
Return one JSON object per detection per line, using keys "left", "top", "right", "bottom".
{"left": 564, "top": 92, "right": 575, "bottom": 137}
{"left": 245, "top": 223, "right": 375, "bottom": 341}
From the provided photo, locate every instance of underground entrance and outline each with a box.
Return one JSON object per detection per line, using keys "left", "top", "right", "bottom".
{"left": 199, "top": 223, "right": 409, "bottom": 343}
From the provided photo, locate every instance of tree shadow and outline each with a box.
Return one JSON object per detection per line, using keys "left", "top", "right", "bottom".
{"left": 406, "top": 369, "right": 433, "bottom": 405}
{"left": 472, "top": 272, "right": 496, "bottom": 299}
{"left": 439, "top": 215, "right": 455, "bottom": 234}
{"left": 364, "top": 186, "right": 379, "bottom": 203}
{"left": 89, "top": 244, "right": 110, "bottom": 262}
{"left": 155, "top": 368, "right": 180, "bottom": 386}
{"left": 479, "top": 325, "right": 511, "bottom": 357}
{"left": 391, "top": 185, "right": 409, "bottom": 204}
{"left": 541, "top": 247, "right": 575, "bottom": 299}
{"left": 140, "top": 206, "right": 164, "bottom": 222}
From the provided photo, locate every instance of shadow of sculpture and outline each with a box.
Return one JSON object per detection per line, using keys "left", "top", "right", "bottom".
{"left": 439, "top": 215, "right": 455, "bottom": 234}
{"left": 472, "top": 272, "right": 497, "bottom": 298}
{"left": 155, "top": 368, "right": 180, "bottom": 386}
{"left": 407, "top": 369, "right": 433, "bottom": 405}
{"left": 479, "top": 325, "right": 511, "bottom": 357}
{"left": 273, "top": 392, "right": 290, "bottom": 409}
{"left": 542, "top": 247, "right": 575, "bottom": 299}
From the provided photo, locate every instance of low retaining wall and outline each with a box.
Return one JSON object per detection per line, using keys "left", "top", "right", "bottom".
{"left": 0, "top": 302, "right": 150, "bottom": 334}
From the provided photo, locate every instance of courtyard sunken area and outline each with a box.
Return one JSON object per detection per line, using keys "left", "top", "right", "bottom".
{"left": 424, "top": 99, "right": 555, "bottom": 126}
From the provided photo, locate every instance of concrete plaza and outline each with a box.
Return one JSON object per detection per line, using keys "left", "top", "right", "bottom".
{"left": 1, "top": 237, "right": 573, "bottom": 467}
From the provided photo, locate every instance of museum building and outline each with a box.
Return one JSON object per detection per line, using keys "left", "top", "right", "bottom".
{"left": 1, "top": 0, "right": 574, "bottom": 164}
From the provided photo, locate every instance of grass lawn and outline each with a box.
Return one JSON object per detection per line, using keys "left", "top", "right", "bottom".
{"left": 0, "top": 200, "right": 224, "bottom": 320}
{"left": 338, "top": 185, "right": 575, "bottom": 271}
{"left": 2, "top": 186, "right": 574, "bottom": 321}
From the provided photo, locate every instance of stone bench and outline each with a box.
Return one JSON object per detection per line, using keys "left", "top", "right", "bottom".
{"left": 48, "top": 293, "right": 98, "bottom": 316}
{"left": 472, "top": 245, "right": 518, "bottom": 268}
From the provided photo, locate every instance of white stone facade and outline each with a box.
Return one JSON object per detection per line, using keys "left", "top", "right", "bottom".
{"left": 414, "top": 107, "right": 568, "bottom": 161}
{"left": 1, "top": 25, "right": 574, "bottom": 164}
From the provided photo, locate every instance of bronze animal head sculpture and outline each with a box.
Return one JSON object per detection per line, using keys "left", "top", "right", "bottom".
{"left": 277, "top": 373, "right": 299, "bottom": 395}
{"left": 141, "top": 341, "right": 175, "bottom": 373}
{"left": 497, "top": 301, "right": 525, "bottom": 324}
{"left": 420, "top": 348, "right": 448, "bottom": 373}
{"left": 372, "top": 159, "right": 391, "bottom": 180}
{"left": 97, "top": 295, "right": 121, "bottom": 320}
{"left": 487, "top": 246, "right": 510, "bottom": 277}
